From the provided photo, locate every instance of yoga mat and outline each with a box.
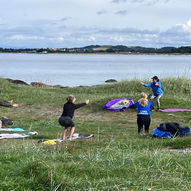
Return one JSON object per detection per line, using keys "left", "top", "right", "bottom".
{"left": 0, "top": 128, "right": 25, "bottom": 132}
{"left": 161, "top": 108, "right": 191, "bottom": 112}
{"left": 53, "top": 133, "right": 94, "bottom": 142}
{"left": 0, "top": 132, "right": 38, "bottom": 139}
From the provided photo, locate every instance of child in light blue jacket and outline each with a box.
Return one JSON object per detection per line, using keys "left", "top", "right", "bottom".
{"left": 141, "top": 76, "right": 163, "bottom": 111}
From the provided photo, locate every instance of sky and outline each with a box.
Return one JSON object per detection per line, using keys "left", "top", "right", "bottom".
{"left": 0, "top": 0, "right": 191, "bottom": 48}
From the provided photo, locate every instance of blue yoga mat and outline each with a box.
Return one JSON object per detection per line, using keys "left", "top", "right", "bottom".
{"left": 0, "top": 128, "right": 25, "bottom": 132}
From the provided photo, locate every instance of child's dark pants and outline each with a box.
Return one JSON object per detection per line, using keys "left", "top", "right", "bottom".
{"left": 137, "top": 115, "right": 151, "bottom": 133}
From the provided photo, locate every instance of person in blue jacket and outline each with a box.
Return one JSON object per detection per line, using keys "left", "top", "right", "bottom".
{"left": 134, "top": 93, "right": 153, "bottom": 134}
{"left": 141, "top": 76, "right": 163, "bottom": 111}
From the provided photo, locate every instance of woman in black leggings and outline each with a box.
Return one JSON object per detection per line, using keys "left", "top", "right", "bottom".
{"left": 59, "top": 95, "right": 89, "bottom": 140}
{"left": 134, "top": 93, "right": 153, "bottom": 134}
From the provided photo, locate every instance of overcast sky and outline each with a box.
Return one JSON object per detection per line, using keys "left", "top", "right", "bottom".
{"left": 0, "top": 0, "right": 191, "bottom": 48}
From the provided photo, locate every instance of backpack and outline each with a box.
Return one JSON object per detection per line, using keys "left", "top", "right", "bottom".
{"left": 158, "top": 123, "right": 179, "bottom": 135}
{"left": 1, "top": 117, "right": 13, "bottom": 126}
{"left": 155, "top": 123, "right": 190, "bottom": 137}
{"left": 178, "top": 126, "right": 190, "bottom": 136}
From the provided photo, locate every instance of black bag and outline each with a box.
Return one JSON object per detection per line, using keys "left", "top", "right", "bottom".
{"left": 157, "top": 123, "right": 190, "bottom": 136}
{"left": 158, "top": 123, "right": 179, "bottom": 135}
{"left": 1, "top": 117, "right": 13, "bottom": 126}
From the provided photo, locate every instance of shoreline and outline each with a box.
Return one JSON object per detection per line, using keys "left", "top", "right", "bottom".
{"left": 1, "top": 52, "right": 191, "bottom": 56}
{"left": 2, "top": 76, "right": 191, "bottom": 89}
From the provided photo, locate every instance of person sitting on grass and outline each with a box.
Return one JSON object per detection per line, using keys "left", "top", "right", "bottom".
{"left": 134, "top": 93, "right": 153, "bottom": 134}
{"left": 58, "top": 95, "right": 89, "bottom": 141}
{"left": 141, "top": 76, "right": 163, "bottom": 111}
{"left": 0, "top": 99, "right": 19, "bottom": 108}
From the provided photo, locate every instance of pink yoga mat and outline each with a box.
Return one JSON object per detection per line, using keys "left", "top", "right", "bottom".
{"left": 161, "top": 108, "right": 191, "bottom": 112}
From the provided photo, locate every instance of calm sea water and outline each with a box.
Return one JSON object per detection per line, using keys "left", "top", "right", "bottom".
{"left": 0, "top": 53, "right": 191, "bottom": 86}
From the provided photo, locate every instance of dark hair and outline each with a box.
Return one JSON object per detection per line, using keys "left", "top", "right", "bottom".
{"left": 152, "top": 76, "right": 159, "bottom": 82}
{"left": 66, "top": 95, "right": 75, "bottom": 102}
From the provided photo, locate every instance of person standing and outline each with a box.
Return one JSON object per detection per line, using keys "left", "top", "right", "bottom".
{"left": 141, "top": 76, "right": 163, "bottom": 111}
{"left": 58, "top": 95, "right": 89, "bottom": 141}
{"left": 134, "top": 93, "right": 153, "bottom": 134}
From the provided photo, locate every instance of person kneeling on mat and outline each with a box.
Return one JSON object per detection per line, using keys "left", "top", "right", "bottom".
{"left": 58, "top": 95, "right": 89, "bottom": 141}
{"left": 134, "top": 93, "right": 153, "bottom": 134}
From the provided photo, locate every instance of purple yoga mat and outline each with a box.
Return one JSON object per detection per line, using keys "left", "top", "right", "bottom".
{"left": 161, "top": 108, "right": 191, "bottom": 112}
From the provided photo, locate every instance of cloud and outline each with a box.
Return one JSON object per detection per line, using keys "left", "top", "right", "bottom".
{"left": 1, "top": 19, "right": 191, "bottom": 48}
{"left": 111, "top": 0, "right": 171, "bottom": 5}
{"left": 111, "top": 0, "right": 127, "bottom": 3}
{"left": 97, "top": 10, "right": 107, "bottom": 15}
{"left": 115, "top": 10, "right": 128, "bottom": 15}
{"left": 179, "top": 20, "right": 191, "bottom": 33}
{"left": 8, "top": 35, "right": 45, "bottom": 40}
{"left": 61, "top": 17, "right": 72, "bottom": 22}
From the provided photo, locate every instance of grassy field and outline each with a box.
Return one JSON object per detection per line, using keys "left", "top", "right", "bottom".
{"left": 0, "top": 77, "right": 191, "bottom": 191}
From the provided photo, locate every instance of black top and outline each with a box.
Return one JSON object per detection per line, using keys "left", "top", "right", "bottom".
{"left": 61, "top": 102, "right": 86, "bottom": 118}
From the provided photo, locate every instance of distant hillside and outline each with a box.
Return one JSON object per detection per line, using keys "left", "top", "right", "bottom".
{"left": 1, "top": 45, "right": 191, "bottom": 54}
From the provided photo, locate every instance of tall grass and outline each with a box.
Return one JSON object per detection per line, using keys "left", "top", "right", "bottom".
{"left": 1, "top": 77, "right": 191, "bottom": 105}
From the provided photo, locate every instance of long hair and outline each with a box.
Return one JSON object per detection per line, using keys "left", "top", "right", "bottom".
{"left": 139, "top": 92, "right": 148, "bottom": 107}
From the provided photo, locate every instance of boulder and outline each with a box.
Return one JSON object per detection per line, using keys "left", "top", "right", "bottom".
{"left": 30, "top": 82, "right": 51, "bottom": 88}
{"left": 53, "top": 85, "right": 69, "bottom": 89}
{"left": 6, "top": 78, "right": 29, "bottom": 86}
{"left": 105, "top": 79, "right": 118, "bottom": 83}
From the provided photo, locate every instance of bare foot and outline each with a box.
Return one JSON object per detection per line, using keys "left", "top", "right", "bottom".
{"left": 69, "top": 137, "right": 73, "bottom": 141}
{"left": 13, "top": 104, "right": 19, "bottom": 108}
{"left": 8, "top": 100, "right": 13, "bottom": 105}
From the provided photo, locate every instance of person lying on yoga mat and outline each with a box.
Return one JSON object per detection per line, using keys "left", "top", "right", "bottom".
{"left": 134, "top": 93, "right": 153, "bottom": 134}
{"left": 58, "top": 95, "right": 89, "bottom": 141}
{"left": 141, "top": 76, "right": 163, "bottom": 111}
{"left": 0, "top": 100, "right": 19, "bottom": 108}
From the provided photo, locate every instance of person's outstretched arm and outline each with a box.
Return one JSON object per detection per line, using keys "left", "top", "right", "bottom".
{"left": 141, "top": 82, "right": 152, "bottom": 87}
{"left": 74, "top": 99, "right": 89, "bottom": 109}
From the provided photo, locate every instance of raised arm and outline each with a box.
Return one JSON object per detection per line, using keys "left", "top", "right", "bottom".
{"left": 74, "top": 100, "right": 89, "bottom": 109}
{"left": 143, "top": 82, "right": 152, "bottom": 87}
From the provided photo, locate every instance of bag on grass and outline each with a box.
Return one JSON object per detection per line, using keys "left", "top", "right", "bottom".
{"left": 178, "top": 126, "right": 190, "bottom": 136}
{"left": 1, "top": 117, "right": 13, "bottom": 126}
{"left": 153, "top": 128, "right": 173, "bottom": 138}
{"left": 158, "top": 123, "right": 179, "bottom": 135}
{"left": 158, "top": 123, "right": 190, "bottom": 136}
